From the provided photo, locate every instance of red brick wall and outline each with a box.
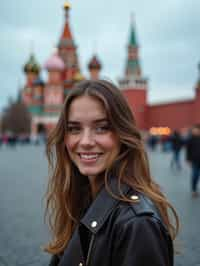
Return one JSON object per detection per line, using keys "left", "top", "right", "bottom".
{"left": 121, "top": 87, "right": 200, "bottom": 131}
{"left": 193, "top": 88, "right": 200, "bottom": 125}
{"left": 147, "top": 100, "right": 194, "bottom": 130}
{"left": 122, "top": 89, "right": 147, "bottom": 130}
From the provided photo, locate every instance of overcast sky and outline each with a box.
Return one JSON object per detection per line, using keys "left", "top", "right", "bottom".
{"left": 1, "top": 0, "right": 200, "bottom": 111}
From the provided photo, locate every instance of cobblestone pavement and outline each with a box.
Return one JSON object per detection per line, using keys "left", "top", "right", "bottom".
{"left": 0, "top": 144, "right": 199, "bottom": 265}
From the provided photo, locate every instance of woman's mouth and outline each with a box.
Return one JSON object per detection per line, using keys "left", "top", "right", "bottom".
{"left": 78, "top": 153, "right": 103, "bottom": 163}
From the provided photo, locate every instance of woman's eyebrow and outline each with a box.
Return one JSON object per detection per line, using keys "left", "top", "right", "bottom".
{"left": 67, "top": 118, "right": 108, "bottom": 124}
{"left": 67, "top": 121, "right": 80, "bottom": 124}
{"left": 93, "top": 118, "right": 108, "bottom": 123}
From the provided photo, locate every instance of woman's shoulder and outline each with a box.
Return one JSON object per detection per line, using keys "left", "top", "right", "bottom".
{"left": 113, "top": 191, "right": 167, "bottom": 234}
{"left": 110, "top": 193, "right": 174, "bottom": 266}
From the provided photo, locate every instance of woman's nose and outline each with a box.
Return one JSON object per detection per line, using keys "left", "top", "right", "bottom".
{"left": 79, "top": 129, "right": 95, "bottom": 147}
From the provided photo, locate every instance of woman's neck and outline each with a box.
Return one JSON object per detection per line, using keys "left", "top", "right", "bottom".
{"left": 88, "top": 175, "right": 104, "bottom": 200}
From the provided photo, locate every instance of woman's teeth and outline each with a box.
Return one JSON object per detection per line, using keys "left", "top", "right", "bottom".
{"left": 79, "top": 154, "right": 100, "bottom": 159}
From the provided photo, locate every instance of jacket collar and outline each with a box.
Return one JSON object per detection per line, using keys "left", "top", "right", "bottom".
{"left": 80, "top": 177, "right": 130, "bottom": 234}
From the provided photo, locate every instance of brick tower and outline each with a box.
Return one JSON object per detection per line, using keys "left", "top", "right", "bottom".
{"left": 119, "top": 16, "right": 148, "bottom": 130}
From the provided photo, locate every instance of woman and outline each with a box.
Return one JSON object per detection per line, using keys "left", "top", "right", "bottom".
{"left": 45, "top": 79, "right": 179, "bottom": 266}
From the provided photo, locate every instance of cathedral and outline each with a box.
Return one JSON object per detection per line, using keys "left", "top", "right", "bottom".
{"left": 21, "top": 2, "right": 200, "bottom": 136}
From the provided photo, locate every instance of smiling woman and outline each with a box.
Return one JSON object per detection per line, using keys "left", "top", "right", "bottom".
{"left": 64, "top": 95, "right": 119, "bottom": 193}
{"left": 44, "top": 79, "right": 179, "bottom": 266}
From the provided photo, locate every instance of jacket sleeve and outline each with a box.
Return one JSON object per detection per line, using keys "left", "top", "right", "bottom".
{"left": 112, "top": 215, "right": 173, "bottom": 266}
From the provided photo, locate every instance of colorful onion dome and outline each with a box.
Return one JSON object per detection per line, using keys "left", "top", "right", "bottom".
{"left": 44, "top": 50, "right": 65, "bottom": 71}
{"left": 73, "top": 71, "right": 85, "bottom": 81}
{"left": 88, "top": 55, "right": 102, "bottom": 70}
{"left": 33, "top": 78, "right": 45, "bottom": 87}
{"left": 24, "top": 53, "right": 40, "bottom": 74}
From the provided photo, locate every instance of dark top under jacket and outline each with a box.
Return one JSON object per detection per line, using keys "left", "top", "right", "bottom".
{"left": 49, "top": 178, "right": 173, "bottom": 266}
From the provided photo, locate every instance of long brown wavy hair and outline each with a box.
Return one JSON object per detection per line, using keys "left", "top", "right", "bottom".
{"left": 44, "top": 79, "right": 179, "bottom": 254}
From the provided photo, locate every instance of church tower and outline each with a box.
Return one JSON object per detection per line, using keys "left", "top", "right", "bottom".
{"left": 57, "top": 2, "right": 83, "bottom": 94}
{"left": 119, "top": 16, "right": 148, "bottom": 130}
{"left": 88, "top": 55, "right": 102, "bottom": 80}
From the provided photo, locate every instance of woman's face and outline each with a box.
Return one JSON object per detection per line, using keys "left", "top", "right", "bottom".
{"left": 65, "top": 95, "right": 120, "bottom": 178}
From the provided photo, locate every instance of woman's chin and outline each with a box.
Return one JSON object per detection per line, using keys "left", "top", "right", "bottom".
{"left": 78, "top": 166, "right": 103, "bottom": 178}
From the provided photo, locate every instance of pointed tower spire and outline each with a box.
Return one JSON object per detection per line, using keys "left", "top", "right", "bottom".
{"left": 88, "top": 54, "right": 102, "bottom": 80}
{"left": 196, "top": 62, "right": 200, "bottom": 89}
{"left": 58, "top": 2, "right": 74, "bottom": 49}
{"left": 198, "top": 62, "right": 200, "bottom": 79}
{"left": 125, "top": 14, "right": 141, "bottom": 78}
{"left": 57, "top": 2, "right": 81, "bottom": 85}
{"left": 129, "top": 13, "right": 137, "bottom": 47}
{"left": 119, "top": 14, "right": 147, "bottom": 91}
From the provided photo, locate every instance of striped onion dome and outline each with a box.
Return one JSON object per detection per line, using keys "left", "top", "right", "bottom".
{"left": 24, "top": 54, "right": 40, "bottom": 74}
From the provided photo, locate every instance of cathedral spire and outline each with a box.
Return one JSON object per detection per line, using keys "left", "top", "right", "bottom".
{"left": 57, "top": 2, "right": 81, "bottom": 83}
{"left": 58, "top": 2, "right": 74, "bottom": 48}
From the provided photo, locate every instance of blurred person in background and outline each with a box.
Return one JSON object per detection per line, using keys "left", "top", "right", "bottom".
{"left": 160, "top": 134, "right": 171, "bottom": 152}
{"left": 186, "top": 124, "right": 200, "bottom": 198}
{"left": 44, "top": 80, "right": 179, "bottom": 266}
{"left": 147, "top": 134, "right": 159, "bottom": 151}
{"left": 170, "top": 130, "right": 184, "bottom": 170}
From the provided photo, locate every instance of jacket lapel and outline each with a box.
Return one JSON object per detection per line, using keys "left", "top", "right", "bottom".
{"left": 80, "top": 177, "right": 130, "bottom": 234}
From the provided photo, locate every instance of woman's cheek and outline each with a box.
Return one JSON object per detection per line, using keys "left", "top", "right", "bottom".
{"left": 97, "top": 133, "right": 119, "bottom": 149}
{"left": 65, "top": 135, "right": 78, "bottom": 150}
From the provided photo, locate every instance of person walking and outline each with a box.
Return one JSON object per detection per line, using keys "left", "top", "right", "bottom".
{"left": 170, "top": 130, "right": 184, "bottom": 170}
{"left": 44, "top": 80, "right": 179, "bottom": 266}
{"left": 186, "top": 124, "right": 200, "bottom": 197}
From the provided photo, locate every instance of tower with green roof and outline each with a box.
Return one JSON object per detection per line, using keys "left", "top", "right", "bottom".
{"left": 125, "top": 19, "right": 141, "bottom": 78}
{"left": 118, "top": 15, "right": 148, "bottom": 130}
{"left": 119, "top": 15, "right": 147, "bottom": 87}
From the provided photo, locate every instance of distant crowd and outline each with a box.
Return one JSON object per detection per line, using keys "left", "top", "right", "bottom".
{"left": 0, "top": 132, "right": 46, "bottom": 147}
{"left": 146, "top": 124, "right": 200, "bottom": 198}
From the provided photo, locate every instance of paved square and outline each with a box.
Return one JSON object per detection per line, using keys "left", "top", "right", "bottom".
{"left": 0, "top": 145, "right": 199, "bottom": 265}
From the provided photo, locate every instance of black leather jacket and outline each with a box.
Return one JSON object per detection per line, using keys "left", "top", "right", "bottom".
{"left": 49, "top": 179, "right": 173, "bottom": 266}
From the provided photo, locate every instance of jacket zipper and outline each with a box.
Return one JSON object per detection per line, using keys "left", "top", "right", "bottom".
{"left": 86, "top": 234, "right": 95, "bottom": 266}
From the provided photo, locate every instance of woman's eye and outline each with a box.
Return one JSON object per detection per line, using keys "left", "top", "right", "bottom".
{"left": 67, "top": 126, "right": 81, "bottom": 134}
{"left": 95, "top": 125, "right": 110, "bottom": 133}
